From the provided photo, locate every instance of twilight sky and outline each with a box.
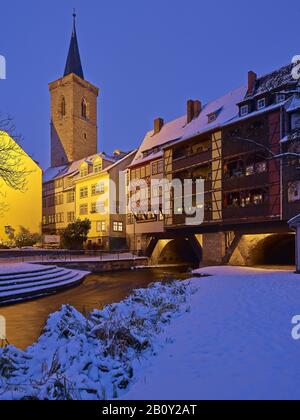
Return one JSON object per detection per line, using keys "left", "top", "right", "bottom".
{"left": 0, "top": 0, "right": 299, "bottom": 169}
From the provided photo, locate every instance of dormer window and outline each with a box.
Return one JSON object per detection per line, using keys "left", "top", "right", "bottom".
{"left": 94, "top": 162, "right": 102, "bottom": 173}
{"left": 240, "top": 105, "right": 249, "bottom": 117}
{"left": 276, "top": 93, "right": 286, "bottom": 103}
{"left": 257, "top": 98, "right": 266, "bottom": 110}
{"left": 93, "top": 157, "right": 103, "bottom": 174}
{"left": 207, "top": 112, "right": 217, "bottom": 123}
{"left": 80, "top": 168, "right": 88, "bottom": 178}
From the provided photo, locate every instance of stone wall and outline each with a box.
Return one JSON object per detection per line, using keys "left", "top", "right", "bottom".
{"left": 202, "top": 232, "right": 226, "bottom": 265}
{"left": 38, "top": 257, "right": 149, "bottom": 273}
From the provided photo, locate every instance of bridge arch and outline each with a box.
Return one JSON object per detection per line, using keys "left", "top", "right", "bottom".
{"left": 230, "top": 233, "right": 295, "bottom": 267}
{"left": 150, "top": 237, "right": 202, "bottom": 266}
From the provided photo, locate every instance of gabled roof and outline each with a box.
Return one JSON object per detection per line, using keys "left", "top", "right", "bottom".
{"left": 131, "top": 86, "right": 247, "bottom": 166}
{"left": 64, "top": 13, "right": 84, "bottom": 80}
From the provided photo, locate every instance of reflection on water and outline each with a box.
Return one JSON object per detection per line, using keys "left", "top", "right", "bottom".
{"left": 0, "top": 267, "right": 191, "bottom": 350}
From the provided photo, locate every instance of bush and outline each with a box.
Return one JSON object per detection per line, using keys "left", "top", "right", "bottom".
{"left": 15, "top": 226, "right": 41, "bottom": 248}
{"left": 61, "top": 219, "right": 91, "bottom": 250}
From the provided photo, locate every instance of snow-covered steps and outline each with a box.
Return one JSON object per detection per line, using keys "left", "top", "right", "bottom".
{"left": 0, "top": 263, "right": 90, "bottom": 306}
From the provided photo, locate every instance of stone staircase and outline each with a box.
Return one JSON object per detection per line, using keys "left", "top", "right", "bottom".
{"left": 0, "top": 264, "right": 90, "bottom": 306}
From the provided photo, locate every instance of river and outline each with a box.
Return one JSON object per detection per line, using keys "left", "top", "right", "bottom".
{"left": 0, "top": 267, "right": 190, "bottom": 350}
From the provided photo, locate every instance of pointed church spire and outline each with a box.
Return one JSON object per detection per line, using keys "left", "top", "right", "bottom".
{"left": 64, "top": 10, "right": 84, "bottom": 79}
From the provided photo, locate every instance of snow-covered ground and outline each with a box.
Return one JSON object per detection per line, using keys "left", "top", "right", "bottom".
{"left": 0, "top": 262, "right": 49, "bottom": 274}
{"left": 0, "top": 280, "right": 194, "bottom": 400}
{"left": 125, "top": 266, "right": 300, "bottom": 400}
{"left": 1, "top": 266, "right": 300, "bottom": 400}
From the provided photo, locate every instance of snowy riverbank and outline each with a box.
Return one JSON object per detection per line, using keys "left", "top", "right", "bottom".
{"left": 1, "top": 266, "right": 300, "bottom": 400}
{"left": 0, "top": 279, "right": 196, "bottom": 400}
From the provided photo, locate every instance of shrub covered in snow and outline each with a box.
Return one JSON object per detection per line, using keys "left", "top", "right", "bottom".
{"left": 0, "top": 280, "right": 195, "bottom": 400}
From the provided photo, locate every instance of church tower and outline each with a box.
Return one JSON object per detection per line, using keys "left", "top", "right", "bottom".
{"left": 49, "top": 12, "right": 99, "bottom": 167}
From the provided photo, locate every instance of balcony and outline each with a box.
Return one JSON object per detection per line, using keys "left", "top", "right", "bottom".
{"left": 222, "top": 172, "right": 269, "bottom": 191}
{"left": 222, "top": 204, "right": 271, "bottom": 221}
{"left": 172, "top": 150, "right": 211, "bottom": 172}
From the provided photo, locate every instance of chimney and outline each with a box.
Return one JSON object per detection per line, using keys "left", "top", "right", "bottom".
{"left": 154, "top": 117, "right": 164, "bottom": 134}
{"left": 194, "top": 100, "right": 202, "bottom": 118}
{"left": 248, "top": 71, "right": 257, "bottom": 95}
{"left": 187, "top": 100, "right": 195, "bottom": 123}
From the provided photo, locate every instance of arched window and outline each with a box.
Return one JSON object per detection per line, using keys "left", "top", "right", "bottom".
{"left": 60, "top": 97, "right": 66, "bottom": 117}
{"left": 81, "top": 98, "right": 88, "bottom": 119}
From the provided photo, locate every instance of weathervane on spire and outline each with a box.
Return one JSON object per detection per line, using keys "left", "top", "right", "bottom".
{"left": 72, "top": 8, "right": 76, "bottom": 32}
{"left": 64, "top": 8, "right": 84, "bottom": 79}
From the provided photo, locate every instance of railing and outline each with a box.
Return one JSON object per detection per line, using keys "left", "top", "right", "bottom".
{"left": 222, "top": 204, "right": 272, "bottom": 221}
{"left": 0, "top": 250, "right": 144, "bottom": 264}
{"left": 222, "top": 172, "right": 269, "bottom": 191}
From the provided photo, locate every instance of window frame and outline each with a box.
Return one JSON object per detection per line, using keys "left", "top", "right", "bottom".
{"left": 257, "top": 98, "right": 266, "bottom": 110}
{"left": 240, "top": 105, "right": 249, "bottom": 117}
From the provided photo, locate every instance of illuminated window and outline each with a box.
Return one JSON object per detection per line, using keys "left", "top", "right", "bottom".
{"left": 256, "top": 161, "right": 267, "bottom": 173}
{"left": 94, "top": 164, "right": 102, "bottom": 174}
{"left": 96, "top": 201, "right": 105, "bottom": 214}
{"left": 80, "top": 168, "right": 88, "bottom": 177}
{"left": 79, "top": 204, "right": 88, "bottom": 215}
{"left": 67, "top": 212, "right": 75, "bottom": 222}
{"left": 113, "top": 221, "right": 123, "bottom": 232}
{"left": 80, "top": 187, "right": 88, "bottom": 199}
{"left": 245, "top": 164, "right": 255, "bottom": 176}
{"left": 67, "top": 191, "right": 75, "bottom": 203}
{"left": 92, "top": 183, "right": 105, "bottom": 195}
{"left": 152, "top": 160, "right": 164, "bottom": 175}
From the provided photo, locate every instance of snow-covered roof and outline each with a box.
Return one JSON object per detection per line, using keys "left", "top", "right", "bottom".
{"left": 246, "top": 63, "right": 297, "bottom": 99}
{"left": 224, "top": 100, "right": 287, "bottom": 128}
{"left": 43, "top": 165, "right": 67, "bottom": 183}
{"left": 43, "top": 151, "right": 136, "bottom": 184}
{"left": 131, "top": 86, "right": 247, "bottom": 167}
{"left": 98, "top": 149, "right": 137, "bottom": 173}
{"left": 43, "top": 152, "right": 115, "bottom": 183}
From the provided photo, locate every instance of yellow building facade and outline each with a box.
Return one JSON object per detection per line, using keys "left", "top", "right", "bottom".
{"left": 43, "top": 151, "right": 136, "bottom": 250}
{"left": 0, "top": 132, "right": 42, "bottom": 244}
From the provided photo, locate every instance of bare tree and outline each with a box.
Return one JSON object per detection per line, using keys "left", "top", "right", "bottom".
{"left": 0, "top": 114, "right": 31, "bottom": 192}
